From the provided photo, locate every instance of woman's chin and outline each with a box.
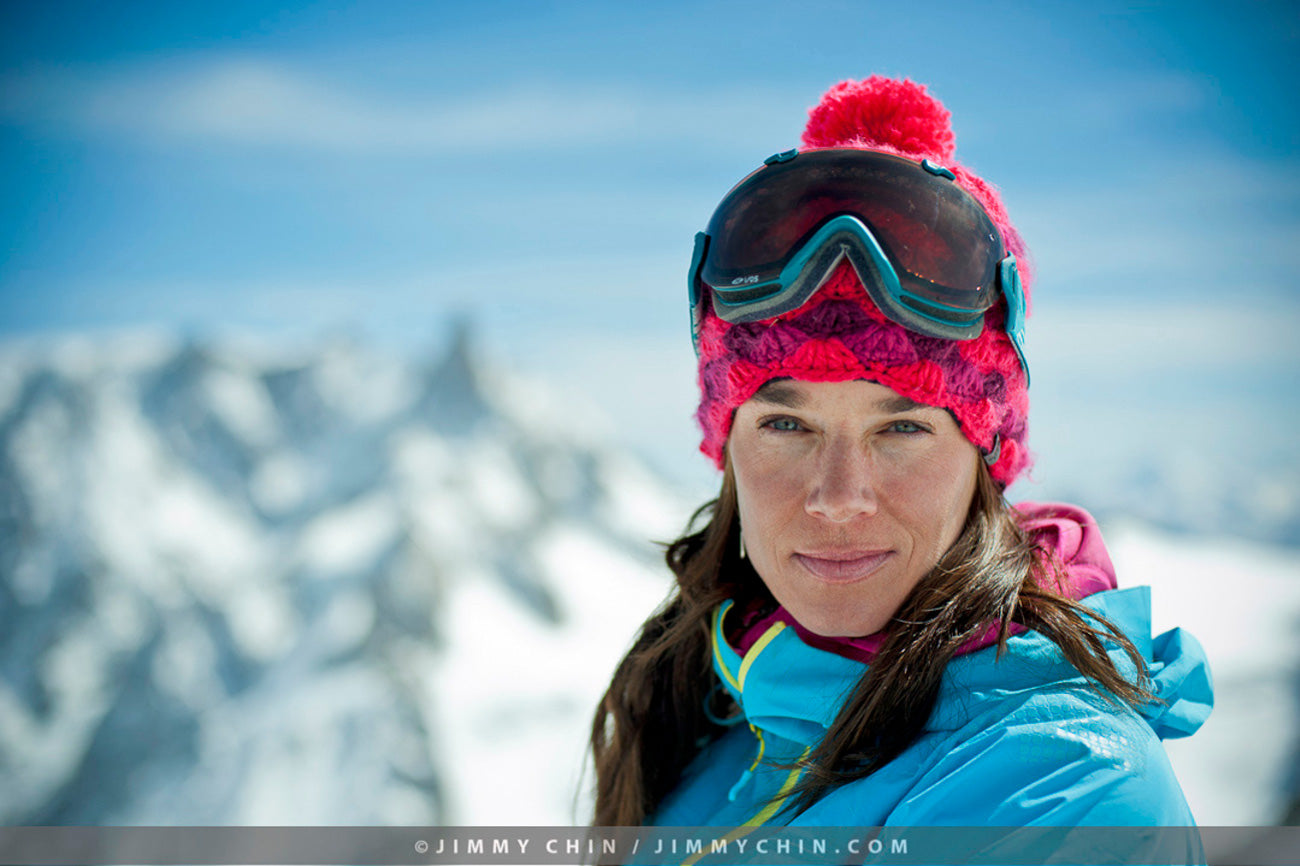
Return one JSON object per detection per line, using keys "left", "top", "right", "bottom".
{"left": 787, "top": 604, "right": 885, "bottom": 639}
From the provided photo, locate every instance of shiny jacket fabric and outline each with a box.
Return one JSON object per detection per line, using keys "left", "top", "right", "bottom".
{"left": 651, "top": 585, "right": 1213, "bottom": 828}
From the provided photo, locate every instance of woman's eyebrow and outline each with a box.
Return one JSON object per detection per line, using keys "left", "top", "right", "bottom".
{"left": 876, "top": 395, "right": 928, "bottom": 413}
{"left": 752, "top": 383, "right": 931, "bottom": 414}
{"left": 751, "top": 381, "right": 805, "bottom": 408}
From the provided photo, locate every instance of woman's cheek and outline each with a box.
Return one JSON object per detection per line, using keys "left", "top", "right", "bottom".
{"left": 747, "top": 451, "right": 808, "bottom": 502}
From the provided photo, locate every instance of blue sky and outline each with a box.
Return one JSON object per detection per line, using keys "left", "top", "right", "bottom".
{"left": 2, "top": 0, "right": 1299, "bottom": 501}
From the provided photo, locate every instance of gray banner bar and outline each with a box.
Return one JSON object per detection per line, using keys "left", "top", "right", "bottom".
{"left": 0, "top": 826, "right": 1294, "bottom": 866}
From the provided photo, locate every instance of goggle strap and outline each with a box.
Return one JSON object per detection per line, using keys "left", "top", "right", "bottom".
{"left": 999, "top": 256, "right": 1031, "bottom": 387}
{"left": 689, "top": 232, "right": 708, "bottom": 308}
{"left": 689, "top": 232, "right": 710, "bottom": 357}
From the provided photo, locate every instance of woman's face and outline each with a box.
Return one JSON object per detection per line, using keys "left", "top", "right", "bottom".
{"left": 729, "top": 378, "right": 981, "bottom": 637}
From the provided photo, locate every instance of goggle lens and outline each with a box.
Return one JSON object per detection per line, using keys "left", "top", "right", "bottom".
{"left": 688, "top": 148, "right": 1029, "bottom": 382}
{"left": 699, "top": 150, "right": 1004, "bottom": 310}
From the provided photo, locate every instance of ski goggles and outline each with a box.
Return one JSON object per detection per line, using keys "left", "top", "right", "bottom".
{"left": 688, "top": 148, "right": 1028, "bottom": 380}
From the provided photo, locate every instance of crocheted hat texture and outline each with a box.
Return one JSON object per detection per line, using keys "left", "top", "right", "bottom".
{"left": 695, "top": 76, "right": 1033, "bottom": 486}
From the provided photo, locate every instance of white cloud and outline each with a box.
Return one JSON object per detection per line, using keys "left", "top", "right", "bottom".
{"left": 0, "top": 58, "right": 801, "bottom": 154}
{"left": 957, "top": 70, "right": 1213, "bottom": 152}
{"left": 1030, "top": 298, "right": 1300, "bottom": 376}
{"left": 1008, "top": 150, "right": 1300, "bottom": 298}
{"left": 1063, "top": 73, "right": 1210, "bottom": 132}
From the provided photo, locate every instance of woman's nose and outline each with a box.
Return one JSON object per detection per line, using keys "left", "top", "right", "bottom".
{"left": 804, "top": 439, "right": 879, "bottom": 523}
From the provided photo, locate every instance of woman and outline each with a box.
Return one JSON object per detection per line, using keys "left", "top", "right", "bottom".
{"left": 589, "top": 77, "right": 1212, "bottom": 831}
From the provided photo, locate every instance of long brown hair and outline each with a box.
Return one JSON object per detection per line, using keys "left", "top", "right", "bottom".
{"left": 589, "top": 461, "right": 1152, "bottom": 826}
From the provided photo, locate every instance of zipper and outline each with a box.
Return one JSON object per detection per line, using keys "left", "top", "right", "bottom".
{"left": 681, "top": 745, "right": 813, "bottom": 866}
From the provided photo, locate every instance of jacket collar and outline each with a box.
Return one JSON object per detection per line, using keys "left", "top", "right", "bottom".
{"left": 711, "top": 586, "right": 1213, "bottom": 747}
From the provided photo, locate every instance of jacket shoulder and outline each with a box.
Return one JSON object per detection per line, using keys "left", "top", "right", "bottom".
{"left": 885, "top": 684, "right": 1196, "bottom": 826}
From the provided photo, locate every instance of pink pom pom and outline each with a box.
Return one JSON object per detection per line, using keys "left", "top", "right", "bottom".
{"left": 802, "top": 76, "right": 956, "bottom": 161}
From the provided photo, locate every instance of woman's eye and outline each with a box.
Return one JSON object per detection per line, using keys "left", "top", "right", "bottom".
{"left": 762, "top": 417, "right": 804, "bottom": 433}
{"left": 887, "top": 419, "right": 928, "bottom": 435}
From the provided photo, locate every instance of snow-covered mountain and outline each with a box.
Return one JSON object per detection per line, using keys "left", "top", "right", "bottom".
{"left": 0, "top": 326, "right": 686, "bottom": 825}
{"left": 0, "top": 327, "right": 1296, "bottom": 828}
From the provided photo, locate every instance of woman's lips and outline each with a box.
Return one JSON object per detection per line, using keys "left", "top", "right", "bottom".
{"left": 793, "top": 550, "right": 894, "bottom": 583}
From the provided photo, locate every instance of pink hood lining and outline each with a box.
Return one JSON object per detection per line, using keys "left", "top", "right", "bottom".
{"left": 729, "top": 502, "right": 1118, "bottom": 664}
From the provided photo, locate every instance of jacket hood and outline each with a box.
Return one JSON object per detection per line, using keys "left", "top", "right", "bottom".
{"left": 712, "top": 504, "right": 1214, "bottom": 748}
{"left": 932, "top": 585, "right": 1214, "bottom": 737}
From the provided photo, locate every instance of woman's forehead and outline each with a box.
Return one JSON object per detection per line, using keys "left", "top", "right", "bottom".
{"left": 749, "top": 378, "right": 931, "bottom": 414}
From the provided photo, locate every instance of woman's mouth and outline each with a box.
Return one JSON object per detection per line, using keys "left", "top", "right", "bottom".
{"left": 793, "top": 550, "right": 894, "bottom": 583}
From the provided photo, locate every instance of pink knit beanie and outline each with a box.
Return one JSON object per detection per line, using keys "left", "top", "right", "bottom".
{"left": 695, "top": 76, "right": 1033, "bottom": 486}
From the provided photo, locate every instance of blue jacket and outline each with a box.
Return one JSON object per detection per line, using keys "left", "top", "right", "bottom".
{"left": 651, "top": 586, "right": 1213, "bottom": 829}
